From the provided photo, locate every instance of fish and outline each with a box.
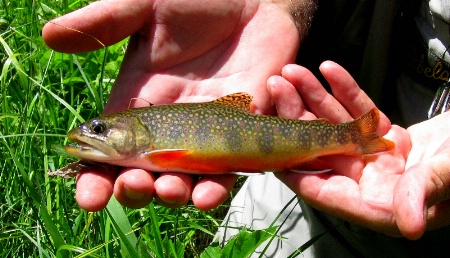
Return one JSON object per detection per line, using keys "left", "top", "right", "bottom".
{"left": 64, "top": 93, "right": 394, "bottom": 174}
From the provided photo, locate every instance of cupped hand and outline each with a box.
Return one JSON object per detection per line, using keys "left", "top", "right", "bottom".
{"left": 395, "top": 112, "right": 450, "bottom": 239}
{"left": 43, "top": 0, "right": 307, "bottom": 211}
{"left": 269, "top": 61, "right": 450, "bottom": 240}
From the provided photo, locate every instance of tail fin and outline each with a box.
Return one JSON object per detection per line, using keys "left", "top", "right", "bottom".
{"left": 353, "top": 108, "right": 395, "bottom": 155}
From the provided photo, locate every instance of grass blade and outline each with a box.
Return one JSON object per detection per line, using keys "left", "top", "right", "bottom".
{"left": 105, "top": 196, "right": 139, "bottom": 257}
{"left": 15, "top": 224, "right": 51, "bottom": 258}
{"left": 148, "top": 202, "right": 165, "bottom": 258}
{"left": 39, "top": 202, "right": 66, "bottom": 249}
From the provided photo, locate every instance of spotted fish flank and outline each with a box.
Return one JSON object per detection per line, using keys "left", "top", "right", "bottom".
{"left": 65, "top": 93, "right": 395, "bottom": 174}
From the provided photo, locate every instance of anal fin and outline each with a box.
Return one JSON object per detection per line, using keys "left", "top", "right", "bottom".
{"left": 289, "top": 159, "right": 332, "bottom": 174}
{"left": 289, "top": 168, "right": 332, "bottom": 174}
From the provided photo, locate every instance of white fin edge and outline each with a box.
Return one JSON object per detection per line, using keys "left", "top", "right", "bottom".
{"left": 289, "top": 169, "right": 332, "bottom": 174}
{"left": 230, "top": 172, "right": 266, "bottom": 176}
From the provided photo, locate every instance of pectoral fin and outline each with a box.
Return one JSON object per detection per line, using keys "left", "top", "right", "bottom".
{"left": 145, "top": 149, "right": 193, "bottom": 161}
{"left": 144, "top": 149, "right": 230, "bottom": 173}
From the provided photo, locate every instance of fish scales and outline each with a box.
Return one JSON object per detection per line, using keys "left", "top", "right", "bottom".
{"left": 129, "top": 103, "right": 345, "bottom": 156}
{"left": 65, "top": 93, "right": 394, "bottom": 174}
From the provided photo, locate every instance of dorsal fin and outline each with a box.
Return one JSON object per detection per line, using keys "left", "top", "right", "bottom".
{"left": 212, "top": 92, "right": 253, "bottom": 112}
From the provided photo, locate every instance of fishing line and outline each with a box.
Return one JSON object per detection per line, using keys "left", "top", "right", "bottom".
{"left": 128, "top": 98, "right": 154, "bottom": 109}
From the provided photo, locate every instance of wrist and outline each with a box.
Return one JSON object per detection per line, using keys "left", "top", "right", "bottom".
{"left": 265, "top": 0, "right": 317, "bottom": 38}
{"left": 267, "top": 0, "right": 317, "bottom": 39}
{"left": 288, "top": 0, "right": 317, "bottom": 38}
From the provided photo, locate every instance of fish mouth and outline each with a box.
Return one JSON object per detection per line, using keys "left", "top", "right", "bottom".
{"left": 65, "top": 131, "right": 119, "bottom": 161}
{"left": 65, "top": 140, "right": 111, "bottom": 160}
{"left": 65, "top": 141, "right": 108, "bottom": 157}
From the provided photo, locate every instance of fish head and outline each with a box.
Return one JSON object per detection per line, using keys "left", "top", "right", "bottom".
{"left": 65, "top": 115, "right": 152, "bottom": 162}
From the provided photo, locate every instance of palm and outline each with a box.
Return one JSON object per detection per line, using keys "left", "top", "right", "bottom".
{"left": 298, "top": 130, "right": 407, "bottom": 236}
{"left": 44, "top": 0, "right": 299, "bottom": 113}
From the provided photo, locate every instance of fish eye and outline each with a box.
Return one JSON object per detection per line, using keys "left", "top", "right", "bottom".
{"left": 90, "top": 120, "right": 106, "bottom": 134}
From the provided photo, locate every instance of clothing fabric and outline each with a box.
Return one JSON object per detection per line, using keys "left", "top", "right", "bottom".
{"left": 216, "top": 0, "right": 450, "bottom": 257}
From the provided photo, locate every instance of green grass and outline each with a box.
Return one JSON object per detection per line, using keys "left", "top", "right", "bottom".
{"left": 0, "top": 1, "right": 319, "bottom": 257}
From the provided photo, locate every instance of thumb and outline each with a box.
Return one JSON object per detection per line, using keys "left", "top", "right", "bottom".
{"left": 394, "top": 138, "right": 450, "bottom": 240}
{"left": 42, "top": 0, "right": 151, "bottom": 53}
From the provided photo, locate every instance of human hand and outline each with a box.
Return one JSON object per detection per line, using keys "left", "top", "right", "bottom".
{"left": 43, "top": 0, "right": 314, "bottom": 211}
{"left": 269, "top": 61, "right": 450, "bottom": 240}
{"left": 395, "top": 112, "right": 450, "bottom": 239}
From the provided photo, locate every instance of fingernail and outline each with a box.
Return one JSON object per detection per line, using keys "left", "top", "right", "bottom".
{"left": 158, "top": 196, "right": 176, "bottom": 204}
{"left": 124, "top": 185, "right": 145, "bottom": 200}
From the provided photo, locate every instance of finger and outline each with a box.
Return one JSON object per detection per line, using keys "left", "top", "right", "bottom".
{"left": 319, "top": 61, "right": 391, "bottom": 135}
{"left": 154, "top": 172, "right": 194, "bottom": 208}
{"left": 319, "top": 61, "right": 375, "bottom": 116}
{"left": 192, "top": 174, "right": 238, "bottom": 211}
{"left": 394, "top": 162, "right": 431, "bottom": 240}
{"left": 281, "top": 64, "right": 352, "bottom": 123}
{"left": 76, "top": 168, "right": 116, "bottom": 212}
{"left": 267, "top": 75, "right": 316, "bottom": 120}
{"left": 394, "top": 139, "right": 450, "bottom": 240}
{"left": 268, "top": 73, "right": 364, "bottom": 180}
{"left": 113, "top": 168, "right": 156, "bottom": 209}
{"left": 42, "top": 0, "right": 151, "bottom": 53}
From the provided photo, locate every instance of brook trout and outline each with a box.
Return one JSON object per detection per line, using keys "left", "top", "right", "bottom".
{"left": 65, "top": 93, "right": 394, "bottom": 174}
